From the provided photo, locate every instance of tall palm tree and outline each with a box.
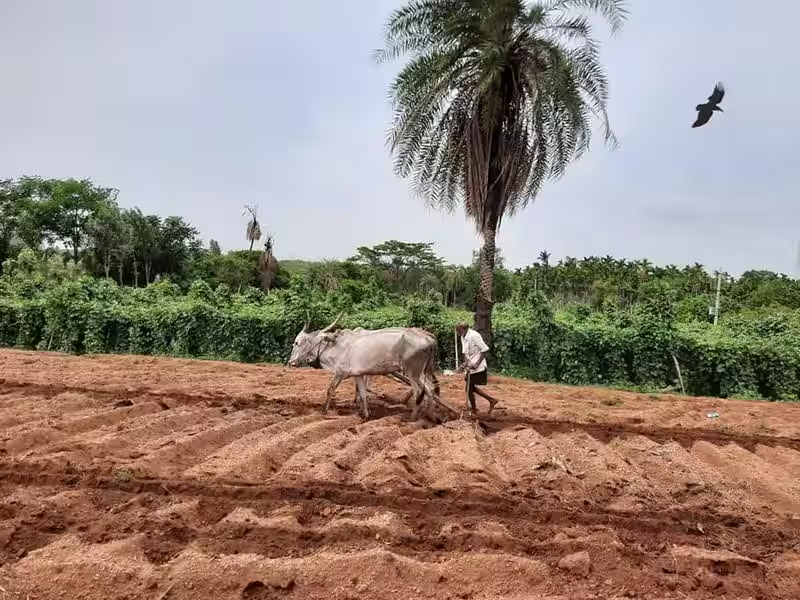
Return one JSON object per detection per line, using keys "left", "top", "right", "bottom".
{"left": 243, "top": 204, "right": 262, "bottom": 251}
{"left": 258, "top": 234, "right": 279, "bottom": 294}
{"left": 538, "top": 250, "right": 551, "bottom": 268}
{"left": 376, "top": 0, "right": 627, "bottom": 347}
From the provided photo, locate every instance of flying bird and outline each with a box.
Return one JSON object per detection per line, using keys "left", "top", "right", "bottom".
{"left": 692, "top": 82, "right": 725, "bottom": 128}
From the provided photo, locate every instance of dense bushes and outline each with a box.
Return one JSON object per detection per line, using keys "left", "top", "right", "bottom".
{"left": 6, "top": 176, "right": 800, "bottom": 403}
{"left": 2, "top": 277, "right": 800, "bottom": 402}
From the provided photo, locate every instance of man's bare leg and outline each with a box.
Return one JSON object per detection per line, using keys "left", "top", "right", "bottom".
{"left": 473, "top": 386, "right": 498, "bottom": 413}
{"left": 464, "top": 378, "right": 474, "bottom": 411}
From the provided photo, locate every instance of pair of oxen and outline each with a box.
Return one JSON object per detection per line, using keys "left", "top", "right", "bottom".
{"left": 287, "top": 312, "right": 448, "bottom": 420}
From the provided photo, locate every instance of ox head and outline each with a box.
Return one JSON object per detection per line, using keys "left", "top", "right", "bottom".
{"left": 286, "top": 311, "right": 344, "bottom": 367}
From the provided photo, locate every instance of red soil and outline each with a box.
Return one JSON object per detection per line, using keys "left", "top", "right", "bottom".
{"left": 1, "top": 349, "right": 799, "bottom": 599}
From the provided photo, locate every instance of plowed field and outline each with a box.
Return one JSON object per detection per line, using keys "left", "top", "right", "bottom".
{"left": 1, "top": 350, "right": 800, "bottom": 599}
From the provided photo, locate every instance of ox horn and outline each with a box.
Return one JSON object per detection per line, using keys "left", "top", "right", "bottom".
{"left": 303, "top": 310, "right": 311, "bottom": 332}
{"left": 320, "top": 311, "right": 344, "bottom": 333}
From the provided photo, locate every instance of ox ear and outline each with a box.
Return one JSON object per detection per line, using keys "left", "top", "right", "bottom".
{"left": 320, "top": 311, "right": 344, "bottom": 333}
{"left": 303, "top": 310, "right": 311, "bottom": 333}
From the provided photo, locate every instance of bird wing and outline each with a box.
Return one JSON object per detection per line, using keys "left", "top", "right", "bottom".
{"left": 708, "top": 82, "right": 724, "bottom": 104}
{"left": 692, "top": 107, "right": 712, "bottom": 128}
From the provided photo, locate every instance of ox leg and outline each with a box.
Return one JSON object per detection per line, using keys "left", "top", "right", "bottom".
{"left": 425, "top": 355, "right": 440, "bottom": 415}
{"left": 409, "top": 380, "right": 426, "bottom": 421}
{"left": 324, "top": 374, "right": 345, "bottom": 413}
{"left": 421, "top": 378, "right": 439, "bottom": 419}
{"left": 352, "top": 376, "right": 382, "bottom": 406}
{"left": 411, "top": 372, "right": 438, "bottom": 418}
{"left": 354, "top": 377, "right": 370, "bottom": 419}
{"left": 406, "top": 354, "right": 432, "bottom": 421}
{"left": 428, "top": 370, "right": 441, "bottom": 398}
{"left": 411, "top": 355, "right": 438, "bottom": 420}
{"left": 385, "top": 371, "right": 414, "bottom": 407}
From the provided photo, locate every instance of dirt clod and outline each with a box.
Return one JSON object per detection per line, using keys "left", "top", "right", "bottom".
{"left": 558, "top": 550, "right": 591, "bottom": 576}
{"left": 241, "top": 581, "right": 270, "bottom": 599}
{"left": 264, "top": 574, "right": 295, "bottom": 591}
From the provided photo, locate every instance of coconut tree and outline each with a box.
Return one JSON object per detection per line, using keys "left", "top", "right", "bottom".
{"left": 258, "top": 234, "right": 279, "bottom": 294}
{"left": 376, "top": 0, "right": 627, "bottom": 348}
{"left": 537, "top": 250, "right": 551, "bottom": 268}
{"left": 243, "top": 204, "right": 262, "bottom": 251}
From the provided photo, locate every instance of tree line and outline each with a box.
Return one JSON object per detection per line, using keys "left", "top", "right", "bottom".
{"left": 3, "top": 175, "right": 800, "bottom": 320}
{"left": 0, "top": 176, "right": 282, "bottom": 293}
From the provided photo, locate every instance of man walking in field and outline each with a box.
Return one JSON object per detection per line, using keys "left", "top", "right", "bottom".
{"left": 455, "top": 321, "right": 498, "bottom": 414}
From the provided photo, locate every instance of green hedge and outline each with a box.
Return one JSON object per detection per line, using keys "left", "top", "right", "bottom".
{"left": 1, "top": 286, "right": 800, "bottom": 402}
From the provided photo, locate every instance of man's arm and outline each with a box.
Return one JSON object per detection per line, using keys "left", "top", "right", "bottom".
{"left": 468, "top": 332, "right": 489, "bottom": 369}
{"left": 455, "top": 335, "right": 466, "bottom": 372}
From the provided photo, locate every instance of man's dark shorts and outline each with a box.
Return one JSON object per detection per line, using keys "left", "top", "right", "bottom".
{"left": 465, "top": 369, "right": 488, "bottom": 387}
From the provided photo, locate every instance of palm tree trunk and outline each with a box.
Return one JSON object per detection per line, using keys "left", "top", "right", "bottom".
{"left": 474, "top": 226, "right": 497, "bottom": 351}
{"left": 249, "top": 239, "right": 254, "bottom": 251}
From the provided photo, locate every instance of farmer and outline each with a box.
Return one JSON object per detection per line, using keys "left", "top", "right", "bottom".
{"left": 455, "top": 321, "right": 498, "bottom": 414}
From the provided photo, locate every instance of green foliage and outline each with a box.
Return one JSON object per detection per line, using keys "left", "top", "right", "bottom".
{"left": 1, "top": 176, "right": 204, "bottom": 287}
{"left": 13, "top": 176, "right": 119, "bottom": 262}
{"left": 2, "top": 275, "right": 799, "bottom": 402}
{"left": 0, "top": 249, "right": 85, "bottom": 299}
{"left": 351, "top": 241, "right": 443, "bottom": 294}
{"left": 0, "top": 180, "right": 25, "bottom": 270}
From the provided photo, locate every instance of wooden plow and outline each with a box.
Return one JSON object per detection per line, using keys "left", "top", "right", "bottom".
{"left": 379, "top": 371, "right": 459, "bottom": 420}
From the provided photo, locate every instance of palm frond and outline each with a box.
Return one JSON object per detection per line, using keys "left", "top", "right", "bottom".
{"left": 379, "top": 0, "right": 626, "bottom": 235}
{"left": 545, "top": 0, "right": 628, "bottom": 34}
{"left": 243, "top": 204, "right": 262, "bottom": 244}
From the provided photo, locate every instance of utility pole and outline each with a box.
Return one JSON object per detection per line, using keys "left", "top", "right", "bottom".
{"left": 712, "top": 270, "right": 722, "bottom": 326}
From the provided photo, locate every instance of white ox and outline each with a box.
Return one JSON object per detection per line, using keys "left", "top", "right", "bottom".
{"left": 349, "top": 326, "right": 440, "bottom": 405}
{"left": 287, "top": 314, "right": 440, "bottom": 419}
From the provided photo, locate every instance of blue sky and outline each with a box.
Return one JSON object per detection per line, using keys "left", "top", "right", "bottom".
{"left": 1, "top": 1, "right": 798, "bottom": 275}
